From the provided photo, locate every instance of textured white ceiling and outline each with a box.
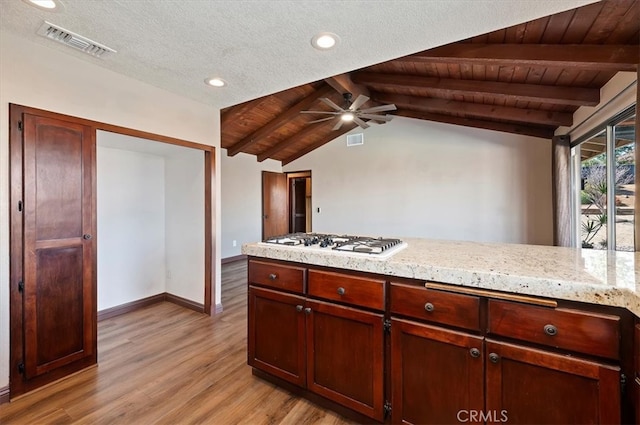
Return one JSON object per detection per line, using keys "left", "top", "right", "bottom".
{"left": 0, "top": 0, "right": 596, "bottom": 109}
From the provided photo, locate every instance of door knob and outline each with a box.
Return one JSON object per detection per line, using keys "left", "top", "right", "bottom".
{"left": 83, "top": 234, "right": 92, "bottom": 240}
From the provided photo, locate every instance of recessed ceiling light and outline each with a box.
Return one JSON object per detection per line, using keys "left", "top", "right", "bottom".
{"left": 23, "top": 0, "right": 64, "bottom": 11}
{"left": 205, "top": 77, "right": 226, "bottom": 87}
{"left": 311, "top": 32, "right": 340, "bottom": 50}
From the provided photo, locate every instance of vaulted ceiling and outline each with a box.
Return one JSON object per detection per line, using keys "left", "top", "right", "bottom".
{"left": 221, "top": 0, "right": 639, "bottom": 165}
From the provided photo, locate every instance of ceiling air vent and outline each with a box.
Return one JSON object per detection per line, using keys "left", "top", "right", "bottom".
{"left": 37, "top": 21, "right": 116, "bottom": 58}
{"left": 346, "top": 133, "right": 364, "bottom": 147}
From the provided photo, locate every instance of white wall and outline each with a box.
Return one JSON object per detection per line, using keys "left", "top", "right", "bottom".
{"left": 285, "top": 116, "right": 553, "bottom": 245}
{"left": 0, "top": 31, "right": 221, "bottom": 390}
{"left": 165, "top": 152, "right": 206, "bottom": 303}
{"left": 221, "top": 152, "right": 282, "bottom": 258}
{"left": 97, "top": 146, "right": 167, "bottom": 310}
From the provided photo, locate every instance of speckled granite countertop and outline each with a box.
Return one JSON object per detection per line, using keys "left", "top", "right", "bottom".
{"left": 242, "top": 238, "right": 640, "bottom": 317}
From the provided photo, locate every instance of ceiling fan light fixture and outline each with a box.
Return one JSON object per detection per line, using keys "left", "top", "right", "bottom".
{"left": 311, "top": 32, "right": 340, "bottom": 50}
{"left": 341, "top": 112, "right": 355, "bottom": 122}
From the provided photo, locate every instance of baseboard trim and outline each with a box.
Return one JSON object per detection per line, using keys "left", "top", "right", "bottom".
{"left": 165, "top": 293, "right": 204, "bottom": 313}
{"left": 98, "top": 294, "right": 166, "bottom": 322}
{"left": 214, "top": 303, "right": 224, "bottom": 314}
{"left": 221, "top": 254, "right": 247, "bottom": 264}
{"left": 98, "top": 292, "right": 204, "bottom": 321}
{"left": 0, "top": 385, "right": 9, "bottom": 404}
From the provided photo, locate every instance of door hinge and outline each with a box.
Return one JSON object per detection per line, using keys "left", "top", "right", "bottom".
{"left": 383, "top": 400, "right": 392, "bottom": 418}
{"left": 18, "top": 200, "right": 23, "bottom": 212}
{"left": 17, "top": 121, "right": 23, "bottom": 131}
{"left": 18, "top": 280, "right": 24, "bottom": 293}
{"left": 383, "top": 319, "right": 391, "bottom": 333}
{"left": 620, "top": 373, "right": 627, "bottom": 395}
{"left": 18, "top": 363, "right": 25, "bottom": 374}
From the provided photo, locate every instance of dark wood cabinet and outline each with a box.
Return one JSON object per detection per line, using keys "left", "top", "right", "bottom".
{"left": 248, "top": 286, "right": 306, "bottom": 387}
{"left": 249, "top": 258, "right": 631, "bottom": 424}
{"left": 306, "top": 299, "right": 384, "bottom": 421}
{"left": 391, "top": 318, "right": 484, "bottom": 425}
{"left": 247, "top": 261, "right": 386, "bottom": 421}
{"left": 486, "top": 339, "right": 620, "bottom": 424}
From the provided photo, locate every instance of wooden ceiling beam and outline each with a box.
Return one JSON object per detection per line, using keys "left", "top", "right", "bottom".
{"left": 281, "top": 124, "right": 358, "bottom": 165}
{"left": 256, "top": 123, "right": 321, "bottom": 162}
{"left": 324, "top": 73, "right": 370, "bottom": 99}
{"left": 226, "top": 84, "right": 334, "bottom": 156}
{"left": 394, "top": 109, "right": 556, "bottom": 139}
{"left": 352, "top": 71, "right": 600, "bottom": 106}
{"left": 373, "top": 92, "right": 573, "bottom": 127}
{"left": 398, "top": 44, "right": 639, "bottom": 71}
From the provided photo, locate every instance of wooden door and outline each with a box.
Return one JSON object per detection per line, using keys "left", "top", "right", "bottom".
{"left": 290, "top": 177, "right": 307, "bottom": 233}
{"left": 262, "top": 171, "right": 288, "bottom": 239}
{"left": 391, "top": 318, "right": 484, "bottom": 425}
{"left": 248, "top": 286, "right": 306, "bottom": 387}
{"left": 485, "top": 339, "right": 620, "bottom": 424}
{"left": 306, "top": 299, "right": 385, "bottom": 421}
{"left": 10, "top": 108, "right": 97, "bottom": 396}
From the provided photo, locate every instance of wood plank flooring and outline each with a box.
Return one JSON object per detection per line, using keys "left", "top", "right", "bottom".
{"left": 0, "top": 261, "right": 356, "bottom": 425}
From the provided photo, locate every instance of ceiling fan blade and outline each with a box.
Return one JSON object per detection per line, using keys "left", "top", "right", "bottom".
{"left": 358, "top": 113, "right": 393, "bottom": 122}
{"left": 308, "top": 117, "right": 336, "bottom": 124}
{"left": 353, "top": 116, "right": 370, "bottom": 129}
{"left": 358, "top": 104, "right": 397, "bottom": 113}
{"left": 333, "top": 120, "right": 345, "bottom": 131}
{"left": 300, "top": 110, "right": 340, "bottom": 115}
{"left": 349, "top": 94, "right": 370, "bottom": 111}
{"left": 319, "top": 97, "right": 345, "bottom": 112}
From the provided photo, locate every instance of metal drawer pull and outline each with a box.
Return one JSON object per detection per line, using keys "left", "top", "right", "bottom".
{"left": 304, "top": 307, "right": 311, "bottom": 314}
{"left": 544, "top": 324, "right": 558, "bottom": 336}
{"left": 268, "top": 273, "right": 277, "bottom": 280}
{"left": 469, "top": 348, "right": 480, "bottom": 358}
{"left": 489, "top": 353, "right": 500, "bottom": 364}
{"left": 337, "top": 287, "right": 345, "bottom": 295}
{"left": 296, "top": 305, "right": 303, "bottom": 312}
{"left": 424, "top": 302, "right": 435, "bottom": 312}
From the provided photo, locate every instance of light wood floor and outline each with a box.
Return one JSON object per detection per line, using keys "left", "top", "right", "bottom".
{"left": 0, "top": 261, "right": 356, "bottom": 425}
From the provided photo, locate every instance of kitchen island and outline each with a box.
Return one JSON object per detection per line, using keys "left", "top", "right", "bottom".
{"left": 242, "top": 238, "right": 640, "bottom": 424}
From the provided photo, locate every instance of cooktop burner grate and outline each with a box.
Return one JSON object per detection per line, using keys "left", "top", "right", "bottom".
{"left": 263, "top": 233, "right": 403, "bottom": 255}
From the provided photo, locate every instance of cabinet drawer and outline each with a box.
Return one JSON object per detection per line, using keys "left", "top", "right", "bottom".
{"left": 248, "top": 260, "right": 305, "bottom": 294}
{"left": 390, "top": 282, "right": 481, "bottom": 331}
{"left": 635, "top": 324, "right": 640, "bottom": 378}
{"left": 488, "top": 299, "right": 620, "bottom": 360}
{"left": 308, "top": 269, "right": 384, "bottom": 311}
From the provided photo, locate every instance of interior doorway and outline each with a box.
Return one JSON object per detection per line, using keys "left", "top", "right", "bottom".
{"left": 261, "top": 170, "right": 312, "bottom": 239}
{"left": 288, "top": 171, "right": 312, "bottom": 233}
{"left": 9, "top": 104, "right": 215, "bottom": 398}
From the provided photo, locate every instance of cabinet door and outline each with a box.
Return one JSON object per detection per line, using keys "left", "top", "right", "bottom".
{"left": 486, "top": 339, "right": 620, "bottom": 424}
{"left": 391, "top": 318, "right": 484, "bottom": 425}
{"left": 248, "top": 286, "right": 306, "bottom": 386}
{"left": 306, "top": 299, "right": 385, "bottom": 421}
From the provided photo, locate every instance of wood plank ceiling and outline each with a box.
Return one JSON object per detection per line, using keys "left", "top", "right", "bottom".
{"left": 221, "top": 0, "right": 639, "bottom": 165}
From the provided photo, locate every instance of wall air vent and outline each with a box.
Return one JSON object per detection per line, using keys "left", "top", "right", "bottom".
{"left": 37, "top": 21, "right": 116, "bottom": 58}
{"left": 346, "top": 133, "right": 364, "bottom": 147}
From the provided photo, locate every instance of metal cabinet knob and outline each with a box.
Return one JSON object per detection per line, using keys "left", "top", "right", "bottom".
{"left": 268, "top": 273, "right": 277, "bottom": 280}
{"left": 489, "top": 353, "right": 500, "bottom": 364}
{"left": 296, "top": 305, "right": 303, "bottom": 312}
{"left": 469, "top": 348, "right": 481, "bottom": 358}
{"left": 304, "top": 307, "right": 311, "bottom": 314}
{"left": 544, "top": 324, "right": 558, "bottom": 336}
{"left": 424, "top": 302, "right": 435, "bottom": 312}
{"left": 337, "top": 287, "right": 345, "bottom": 295}
{"left": 83, "top": 234, "right": 92, "bottom": 240}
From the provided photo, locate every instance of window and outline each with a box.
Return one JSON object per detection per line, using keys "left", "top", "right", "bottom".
{"left": 571, "top": 107, "right": 636, "bottom": 251}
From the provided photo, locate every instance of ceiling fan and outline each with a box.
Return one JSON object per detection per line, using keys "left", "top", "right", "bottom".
{"left": 301, "top": 92, "right": 396, "bottom": 130}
